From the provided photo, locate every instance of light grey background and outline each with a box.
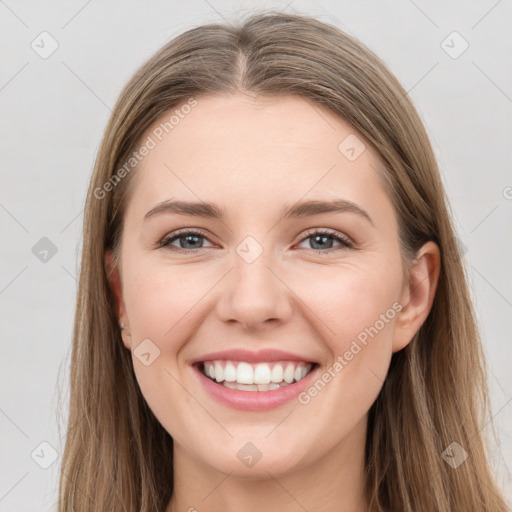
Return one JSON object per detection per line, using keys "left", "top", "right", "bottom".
{"left": 1, "top": 1, "right": 511, "bottom": 510}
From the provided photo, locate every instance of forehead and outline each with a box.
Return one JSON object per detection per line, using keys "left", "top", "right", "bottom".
{"left": 126, "top": 93, "right": 392, "bottom": 224}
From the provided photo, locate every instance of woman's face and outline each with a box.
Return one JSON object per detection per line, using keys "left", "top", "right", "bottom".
{"left": 110, "top": 93, "right": 420, "bottom": 478}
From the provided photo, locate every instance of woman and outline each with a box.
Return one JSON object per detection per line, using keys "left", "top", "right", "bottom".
{"left": 58, "top": 11, "right": 510, "bottom": 512}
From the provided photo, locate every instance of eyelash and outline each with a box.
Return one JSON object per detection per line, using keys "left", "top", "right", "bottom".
{"left": 158, "top": 228, "right": 354, "bottom": 254}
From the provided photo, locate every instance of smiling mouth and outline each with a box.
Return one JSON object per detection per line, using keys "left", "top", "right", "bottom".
{"left": 195, "top": 360, "right": 318, "bottom": 391}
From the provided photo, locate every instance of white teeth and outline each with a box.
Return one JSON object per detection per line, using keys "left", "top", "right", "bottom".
{"left": 271, "top": 364, "right": 283, "bottom": 383}
{"left": 201, "top": 360, "right": 314, "bottom": 389}
{"left": 236, "top": 362, "right": 254, "bottom": 384}
{"left": 223, "top": 362, "right": 236, "bottom": 382}
{"left": 254, "top": 363, "right": 271, "bottom": 384}
{"left": 214, "top": 362, "right": 224, "bottom": 382}
{"left": 223, "top": 381, "right": 258, "bottom": 391}
{"left": 222, "top": 381, "right": 282, "bottom": 391}
{"left": 283, "top": 363, "right": 295, "bottom": 383}
{"left": 261, "top": 383, "right": 280, "bottom": 391}
{"left": 222, "top": 381, "right": 238, "bottom": 390}
{"left": 294, "top": 366, "right": 309, "bottom": 381}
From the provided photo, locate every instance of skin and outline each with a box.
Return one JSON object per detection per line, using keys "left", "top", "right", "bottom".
{"left": 106, "top": 93, "right": 440, "bottom": 512}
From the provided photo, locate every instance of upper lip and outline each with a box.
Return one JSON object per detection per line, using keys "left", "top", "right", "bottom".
{"left": 191, "top": 348, "right": 317, "bottom": 364}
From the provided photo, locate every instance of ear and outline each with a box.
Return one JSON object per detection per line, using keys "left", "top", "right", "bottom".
{"left": 105, "top": 250, "right": 131, "bottom": 350}
{"left": 393, "top": 241, "right": 441, "bottom": 353}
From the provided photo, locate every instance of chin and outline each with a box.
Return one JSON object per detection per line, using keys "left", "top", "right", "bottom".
{"left": 196, "top": 442, "right": 309, "bottom": 479}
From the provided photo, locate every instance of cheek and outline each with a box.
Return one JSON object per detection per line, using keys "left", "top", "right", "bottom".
{"left": 292, "top": 266, "right": 399, "bottom": 435}
{"left": 121, "top": 258, "right": 204, "bottom": 438}
{"left": 285, "top": 258, "right": 402, "bottom": 415}
{"left": 123, "top": 257, "right": 218, "bottom": 341}
{"left": 286, "top": 259, "right": 401, "bottom": 353}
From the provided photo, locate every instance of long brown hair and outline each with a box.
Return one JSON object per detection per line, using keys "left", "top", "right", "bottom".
{"left": 57, "top": 11, "right": 510, "bottom": 511}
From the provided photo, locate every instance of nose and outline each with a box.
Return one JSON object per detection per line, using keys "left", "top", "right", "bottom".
{"left": 215, "top": 252, "right": 293, "bottom": 332}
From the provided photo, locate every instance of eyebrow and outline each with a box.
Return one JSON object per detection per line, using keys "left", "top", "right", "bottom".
{"left": 144, "top": 198, "right": 374, "bottom": 226}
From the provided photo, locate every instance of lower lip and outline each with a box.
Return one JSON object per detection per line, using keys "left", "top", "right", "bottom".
{"left": 193, "top": 363, "right": 319, "bottom": 411}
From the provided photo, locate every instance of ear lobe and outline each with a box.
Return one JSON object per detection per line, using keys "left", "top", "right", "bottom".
{"left": 392, "top": 241, "right": 441, "bottom": 353}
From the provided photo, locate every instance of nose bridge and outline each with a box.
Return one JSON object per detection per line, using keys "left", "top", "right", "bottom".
{"left": 215, "top": 235, "right": 292, "bottom": 329}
